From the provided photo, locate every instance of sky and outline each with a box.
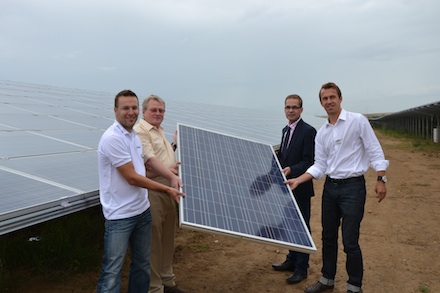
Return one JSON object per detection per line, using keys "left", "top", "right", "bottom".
{"left": 1, "top": 0, "right": 439, "bottom": 116}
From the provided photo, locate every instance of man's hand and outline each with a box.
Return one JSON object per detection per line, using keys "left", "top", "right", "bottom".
{"left": 283, "top": 173, "right": 313, "bottom": 190}
{"left": 375, "top": 181, "right": 387, "bottom": 203}
{"left": 282, "top": 167, "right": 291, "bottom": 177}
{"left": 146, "top": 157, "right": 182, "bottom": 188}
{"left": 166, "top": 186, "right": 186, "bottom": 203}
{"left": 169, "top": 162, "right": 181, "bottom": 176}
{"left": 168, "top": 162, "right": 182, "bottom": 189}
{"left": 173, "top": 130, "right": 178, "bottom": 146}
{"left": 169, "top": 173, "right": 183, "bottom": 190}
{"left": 284, "top": 178, "right": 300, "bottom": 190}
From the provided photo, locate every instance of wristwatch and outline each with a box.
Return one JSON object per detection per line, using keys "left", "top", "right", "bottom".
{"left": 377, "top": 175, "right": 387, "bottom": 183}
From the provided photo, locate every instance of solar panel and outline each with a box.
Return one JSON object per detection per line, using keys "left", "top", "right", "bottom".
{"left": 0, "top": 79, "right": 325, "bottom": 235}
{"left": 177, "top": 124, "right": 316, "bottom": 253}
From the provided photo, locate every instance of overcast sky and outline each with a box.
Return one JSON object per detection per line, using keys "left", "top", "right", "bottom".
{"left": 1, "top": 0, "right": 439, "bottom": 116}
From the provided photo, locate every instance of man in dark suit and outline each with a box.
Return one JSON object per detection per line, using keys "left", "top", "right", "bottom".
{"left": 272, "top": 94, "right": 317, "bottom": 285}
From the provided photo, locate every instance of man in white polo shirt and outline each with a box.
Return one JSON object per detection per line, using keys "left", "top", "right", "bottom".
{"left": 97, "top": 90, "right": 184, "bottom": 293}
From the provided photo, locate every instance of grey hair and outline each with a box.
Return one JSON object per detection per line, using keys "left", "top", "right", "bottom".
{"left": 142, "top": 94, "right": 166, "bottom": 110}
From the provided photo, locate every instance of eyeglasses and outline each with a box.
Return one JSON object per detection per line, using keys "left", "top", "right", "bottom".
{"left": 284, "top": 106, "right": 302, "bottom": 110}
{"left": 149, "top": 108, "right": 165, "bottom": 113}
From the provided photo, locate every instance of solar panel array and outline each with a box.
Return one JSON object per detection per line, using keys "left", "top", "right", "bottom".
{"left": 0, "top": 79, "right": 325, "bottom": 235}
{"left": 0, "top": 81, "right": 110, "bottom": 234}
{"left": 178, "top": 124, "right": 316, "bottom": 252}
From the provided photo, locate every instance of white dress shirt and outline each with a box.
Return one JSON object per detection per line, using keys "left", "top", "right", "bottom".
{"left": 307, "top": 109, "right": 389, "bottom": 180}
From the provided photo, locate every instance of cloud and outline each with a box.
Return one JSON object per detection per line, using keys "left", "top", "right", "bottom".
{"left": 52, "top": 50, "right": 84, "bottom": 60}
{"left": 98, "top": 66, "right": 117, "bottom": 72}
{"left": 0, "top": 0, "right": 439, "bottom": 114}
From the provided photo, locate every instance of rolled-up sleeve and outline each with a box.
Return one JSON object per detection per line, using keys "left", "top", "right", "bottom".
{"left": 360, "top": 115, "right": 389, "bottom": 172}
{"left": 306, "top": 131, "right": 327, "bottom": 180}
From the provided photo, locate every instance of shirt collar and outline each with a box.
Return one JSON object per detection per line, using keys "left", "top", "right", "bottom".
{"left": 288, "top": 117, "right": 301, "bottom": 129}
{"left": 338, "top": 109, "right": 347, "bottom": 121}
{"left": 325, "top": 109, "right": 346, "bottom": 126}
{"left": 139, "top": 118, "right": 163, "bottom": 131}
{"left": 115, "top": 120, "right": 137, "bottom": 137}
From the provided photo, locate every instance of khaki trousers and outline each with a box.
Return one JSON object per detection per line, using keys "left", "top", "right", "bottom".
{"left": 148, "top": 189, "right": 178, "bottom": 293}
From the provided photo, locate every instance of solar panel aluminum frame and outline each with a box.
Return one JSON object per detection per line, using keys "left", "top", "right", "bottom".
{"left": 0, "top": 191, "right": 99, "bottom": 235}
{"left": 177, "top": 123, "right": 316, "bottom": 254}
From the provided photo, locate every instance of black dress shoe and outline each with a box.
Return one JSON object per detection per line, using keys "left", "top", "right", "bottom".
{"left": 304, "top": 281, "right": 334, "bottom": 293}
{"left": 164, "top": 285, "right": 188, "bottom": 293}
{"left": 271, "top": 259, "right": 295, "bottom": 271}
{"left": 287, "top": 271, "right": 307, "bottom": 284}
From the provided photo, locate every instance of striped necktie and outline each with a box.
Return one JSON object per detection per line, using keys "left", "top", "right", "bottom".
{"left": 282, "top": 126, "right": 291, "bottom": 153}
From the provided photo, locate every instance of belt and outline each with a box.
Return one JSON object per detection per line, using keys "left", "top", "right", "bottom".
{"left": 326, "top": 175, "right": 364, "bottom": 185}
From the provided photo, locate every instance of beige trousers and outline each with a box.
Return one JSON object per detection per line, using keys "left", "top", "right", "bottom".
{"left": 148, "top": 190, "right": 178, "bottom": 293}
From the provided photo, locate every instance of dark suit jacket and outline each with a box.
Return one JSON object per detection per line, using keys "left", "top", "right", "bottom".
{"left": 277, "top": 119, "right": 316, "bottom": 198}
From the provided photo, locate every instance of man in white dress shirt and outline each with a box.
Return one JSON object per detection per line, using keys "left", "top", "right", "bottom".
{"left": 285, "top": 82, "right": 389, "bottom": 293}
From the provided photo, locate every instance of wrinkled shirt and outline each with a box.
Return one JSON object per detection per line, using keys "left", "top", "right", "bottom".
{"left": 307, "top": 109, "right": 389, "bottom": 179}
{"left": 133, "top": 119, "right": 176, "bottom": 185}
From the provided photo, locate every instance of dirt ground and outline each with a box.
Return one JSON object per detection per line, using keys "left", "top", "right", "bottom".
{"left": 12, "top": 131, "right": 440, "bottom": 292}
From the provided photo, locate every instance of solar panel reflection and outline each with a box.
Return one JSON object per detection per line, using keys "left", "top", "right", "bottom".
{"left": 178, "top": 124, "right": 316, "bottom": 253}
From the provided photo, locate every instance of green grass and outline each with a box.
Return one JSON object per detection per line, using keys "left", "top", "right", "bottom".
{"left": 0, "top": 206, "right": 104, "bottom": 291}
{"left": 374, "top": 125, "right": 440, "bottom": 153}
{"left": 186, "top": 232, "right": 215, "bottom": 253}
{"left": 419, "top": 282, "right": 429, "bottom": 293}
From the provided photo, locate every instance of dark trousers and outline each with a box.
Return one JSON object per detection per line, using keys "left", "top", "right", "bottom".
{"left": 286, "top": 194, "right": 311, "bottom": 274}
{"left": 321, "top": 176, "right": 366, "bottom": 288}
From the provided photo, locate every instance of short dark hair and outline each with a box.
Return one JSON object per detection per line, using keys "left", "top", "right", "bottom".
{"left": 319, "top": 82, "right": 342, "bottom": 101}
{"left": 285, "top": 94, "right": 303, "bottom": 108}
{"left": 114, "top": 90, "right": 138, "bottom": 107}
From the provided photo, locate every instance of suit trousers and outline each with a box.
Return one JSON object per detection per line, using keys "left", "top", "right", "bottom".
{"left": 148, "top": 190, "right": 178, "bottom": 293}
{"left": 286, "top": 194, "right": 311, "bottom": 274}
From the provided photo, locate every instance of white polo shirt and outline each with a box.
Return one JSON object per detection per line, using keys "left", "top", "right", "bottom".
{"left": 98, "top": 121, "right": 150, "bottom": 220}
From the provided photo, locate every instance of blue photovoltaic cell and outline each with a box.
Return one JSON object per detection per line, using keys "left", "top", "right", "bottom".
{"left": 178, "top": 124, "right": 316, "bottom": 253}
{"left": 0, "top": 80, "right": 325, "bottom": 235}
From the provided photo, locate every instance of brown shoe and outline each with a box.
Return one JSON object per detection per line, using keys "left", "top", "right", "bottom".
{"left": 164, "top": 285, "right": 188, "bottom": 293}
{"left": 304, "top": 281, "right": 334, "bottom": 293}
